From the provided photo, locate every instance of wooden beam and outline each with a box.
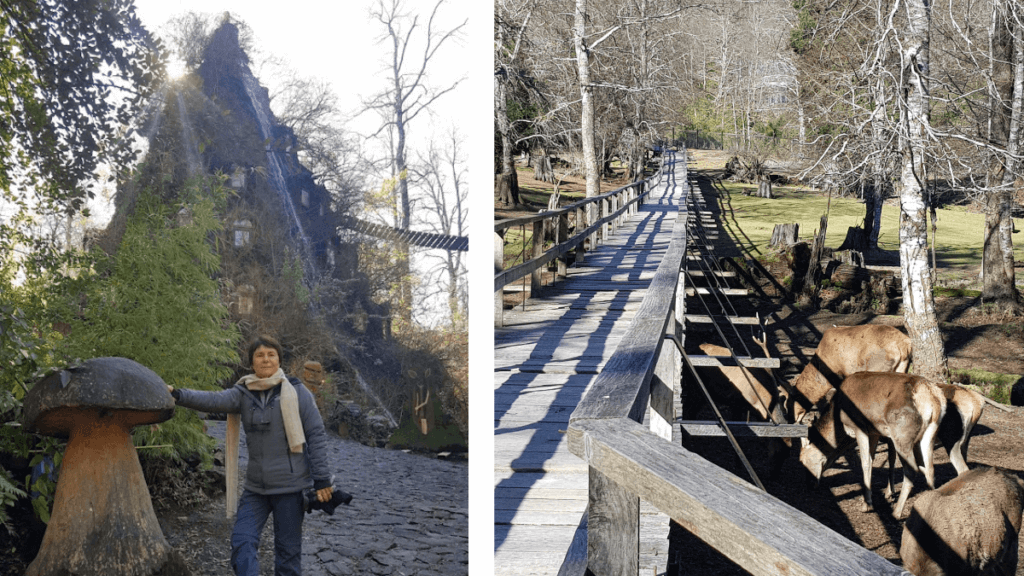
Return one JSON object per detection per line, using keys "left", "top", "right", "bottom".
{"left": 566, "top": 418, "right": 905, "bottom": 576}
{"left": 686, "top": 355, "right": 780, "bottom": 369}
{"left": 678, "top": 421, "right": 807, "bottom": 438}
{"left": 685, "top": 287, "right": 748, "bottom": 296}
{"left": 684, "top": 314, "right": 759, "bottom": 325}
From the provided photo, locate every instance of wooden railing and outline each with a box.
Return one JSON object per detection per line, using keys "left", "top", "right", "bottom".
{"left": 559, "top": 154, "right": 906, "bottom": 576}
{"left": 493, "top": 157, "right": 665, "bottom": 326}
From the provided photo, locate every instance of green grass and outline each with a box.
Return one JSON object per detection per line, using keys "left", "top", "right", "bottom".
{"left": 950, "top": 368, "right": 1020, "bottom": 404}
{"left": 715, "top": 182, "right": 1023, "bottom": 271}
{"left": 934, "top": 286, "right": 982, "bottom": 298}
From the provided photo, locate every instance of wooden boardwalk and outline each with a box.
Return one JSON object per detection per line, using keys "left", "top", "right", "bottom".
{"left": 494, "top": 152, "right": 689, "bottom": 576}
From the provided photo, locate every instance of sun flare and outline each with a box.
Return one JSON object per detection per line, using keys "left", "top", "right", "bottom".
{"left": 167, "top": 57, "right": 187, "bottom": 81}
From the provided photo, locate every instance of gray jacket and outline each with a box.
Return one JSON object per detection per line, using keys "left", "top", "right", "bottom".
{"left": 176, "top": 377, "right": 332, "bottom": 495}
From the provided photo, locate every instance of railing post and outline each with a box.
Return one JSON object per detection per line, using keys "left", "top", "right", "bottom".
{"left": 576, "top": 205, "right": 586, "bottom": 264}
{"left": 587, "top": 467, "right": 639, "bottom": 576}
{"left": 495, "top": 231, "right": 504, "bottom": 327}
{"left": 557, "top": 220, "right": 568, "bottom": 279}
{"left": 587, "top": 202, "right": 597, "bottom": 252}
{"left": 601, "top": 197, "right": 610, "bottom": 241}
{"left": 532, "top": 219, "right": 545, "bottom": 296}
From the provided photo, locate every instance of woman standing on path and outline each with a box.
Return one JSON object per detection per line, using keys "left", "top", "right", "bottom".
{"left": 169, "top": 335, "right": 334, "bottom": 576}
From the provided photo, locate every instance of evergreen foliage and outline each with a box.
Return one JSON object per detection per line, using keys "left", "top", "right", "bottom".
{"left": 64, "top": 175, "right": 241, "bottom": 463}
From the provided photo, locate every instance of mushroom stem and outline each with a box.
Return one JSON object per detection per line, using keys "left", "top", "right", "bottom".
{"left": 26, "top": 411, "right": 184, "bottom": 576}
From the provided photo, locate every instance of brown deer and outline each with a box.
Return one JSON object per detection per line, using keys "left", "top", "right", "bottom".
{"left": 691, "top": 330, "right": 792, "bottom": 478}
{"left": 785, "top": 324, "right": 912, "bottom": 425}
{"left": 900, "top": 466, "right": 1024, "bottom": 576}
{"left": 798, "top": 371, "right": 945, "bottom": 518}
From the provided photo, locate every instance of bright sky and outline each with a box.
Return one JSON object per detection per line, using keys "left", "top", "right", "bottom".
{"left": 133, "top": 0, "right": 471, "bottom": 151}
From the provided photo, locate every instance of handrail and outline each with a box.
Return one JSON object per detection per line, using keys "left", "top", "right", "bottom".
{"left": 494, "top": 155, "right": 666, "bottom": 326}
{"left": 560, "top": 149, "right": 905, "bottom": 576}
{"left": 493, "top": 171, "right": 661, "bottom": 232}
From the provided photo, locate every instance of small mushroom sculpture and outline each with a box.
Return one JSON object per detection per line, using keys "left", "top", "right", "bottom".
{"left": 21, "top": 357, "right": 190, "bottom": 576}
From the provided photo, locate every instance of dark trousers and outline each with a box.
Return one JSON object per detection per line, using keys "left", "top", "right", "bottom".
{"left": 231, "top": 489, "right": 304, "bottom": 576}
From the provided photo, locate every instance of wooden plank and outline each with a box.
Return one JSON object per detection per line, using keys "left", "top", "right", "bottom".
{"left": 684, "top": 314, "right": 761, "bottom": 325}
{"left": 678, "top": 421, "right": 808, "bottom": 438}
{"left": 566, "top": 418, "right": 905, "bottom": 576}
{"left": 569, "top": 215, "right": 688, "bottom": 423}
{"left": 687, "top": 355, "right": 780, "bottom": 368}
{"left": 685, "top": 287, "right": 747, "bottom": 296}
{"left": 494, "top": 372, "right": 596, "bottom": 390}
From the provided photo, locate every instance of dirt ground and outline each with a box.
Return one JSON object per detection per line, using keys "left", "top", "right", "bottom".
{"left": 671, "top": 154, "right": 1024, "bottom": 574}
{"left": 675, "top": 296, "right": 1024, "bottom": 575}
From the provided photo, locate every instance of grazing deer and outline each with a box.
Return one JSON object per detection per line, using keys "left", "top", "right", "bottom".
{"left": 798, "top": 371, "right": 945, "bottom": 518}
{"left": 901, "top": 466, "right": 1024, "bottom": 576}
{"left": 691, "top": 330, "right": 792, "bottom": 478}
{"left": 786, "top": 324, "right": 912, "bottom": 424}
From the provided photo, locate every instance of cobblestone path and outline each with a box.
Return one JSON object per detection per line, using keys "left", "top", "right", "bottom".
{"left": 163, "top": 421, "right": 468, "bottom": 576}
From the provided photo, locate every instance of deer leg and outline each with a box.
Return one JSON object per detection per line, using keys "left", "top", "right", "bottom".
{"left": 918, "top": 419, "right": 940, "bottom": 490}
{"left": 893, "top": 450, "right": 918, "bottom": 519}
{"left": 855, "top": 430, "right": 876, "bottom": 513}
{"left": 883, "top": 439, "right": 896, "bottom": 501}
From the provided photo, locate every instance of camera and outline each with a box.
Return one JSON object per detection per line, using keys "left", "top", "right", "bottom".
{"left": 302, "top": 486, "right": 353, "bottom": 515}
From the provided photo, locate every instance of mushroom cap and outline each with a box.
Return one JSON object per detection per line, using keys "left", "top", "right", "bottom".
{"left": 22, "top": 357, "right": 176, "bottom": 437}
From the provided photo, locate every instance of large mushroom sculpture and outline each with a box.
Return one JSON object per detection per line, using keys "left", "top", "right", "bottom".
{"left": 21, "top": 357, "right": 190, "bottom": 576}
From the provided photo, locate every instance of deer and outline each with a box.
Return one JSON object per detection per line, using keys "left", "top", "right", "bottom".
{"left": 689, "top": 328, "right": 792, "bottom": 478}
{"left": 900, "top": 466, "right": 1024, "bottom": 576}
{"left": 797, "top": 371, "right": 946, "bottom": 518}
{"left": 784, "top": 324, "right": 1006, "bottom": 499}
{"left": 784, "top": 324, "right": 912, "bottom": 425}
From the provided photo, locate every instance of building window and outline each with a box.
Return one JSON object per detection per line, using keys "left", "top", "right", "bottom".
{"left": 326, "top": 247, "right": 335, "bottom": 268}
{"left": 230, "top": 172, "right": 245, "bottom": 189}
{"left": 233, "top": 219, "right": 253, "bottom": 247}
{"left": 237, "top": 285, "right": 255, "bottom": 316}
{"left": 301, "top": 189, "right": 310, "bottom": 207}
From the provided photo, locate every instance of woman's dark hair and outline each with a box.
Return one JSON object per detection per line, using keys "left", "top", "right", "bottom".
{"left": 246, "top": 335, "right": 283, "bottom": 368}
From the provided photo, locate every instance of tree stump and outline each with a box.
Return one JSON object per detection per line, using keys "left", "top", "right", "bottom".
{"left": 770, "top": 223, "right": 799, "bottom": 247}
{"left": 802, "top": 215, "right": 829, "bottom": 296}
{"left": 837, "top": 226, "right": 869, "bottom": 252}
{"left": 496, "top": 170, "right": 520, "bottom": 207}
{"left": 534, "top": 155, "right": 555, "bottom": 182}
{"left": 756, "top": 174, "right": 774, "bottom": 198}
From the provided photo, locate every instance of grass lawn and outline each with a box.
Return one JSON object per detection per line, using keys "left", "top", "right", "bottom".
{"left": 716, "top": 180, "right": 1024, "bottom": 276}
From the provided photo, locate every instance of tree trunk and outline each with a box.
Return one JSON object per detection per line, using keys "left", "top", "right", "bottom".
{"left": 534, "top": 155, "right": 554, "bottom": 182}
{"left": 494, "top": 60, "right": 521, "bottom": 206}
{"left": 983, "top": 4, "right": 1021, "bottom": 309}
{"left": 575, "top": 0, "right": 599, "bottom": 228}
{"left": 899, "top": 0, "right": 948, "bottom": 382}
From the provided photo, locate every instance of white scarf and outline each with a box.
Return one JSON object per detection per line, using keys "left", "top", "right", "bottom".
{"left": 225, "top": 368, "right": 306, "bottom": 517}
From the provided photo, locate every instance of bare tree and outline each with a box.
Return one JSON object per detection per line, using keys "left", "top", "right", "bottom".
{"left": 271, "top": 70, "right": 364, "bottom": 215}
{"left": 495, "top": 0, "right": 540, "bottom": 207}
{"left": 412, "top": 127, "right": 468, "bottom": 327}
{"left": 362, "top": 0, "right": 466, "bottom": 326}
{"left": 982, "top": 0, "right": 1022, "bottom": 309}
